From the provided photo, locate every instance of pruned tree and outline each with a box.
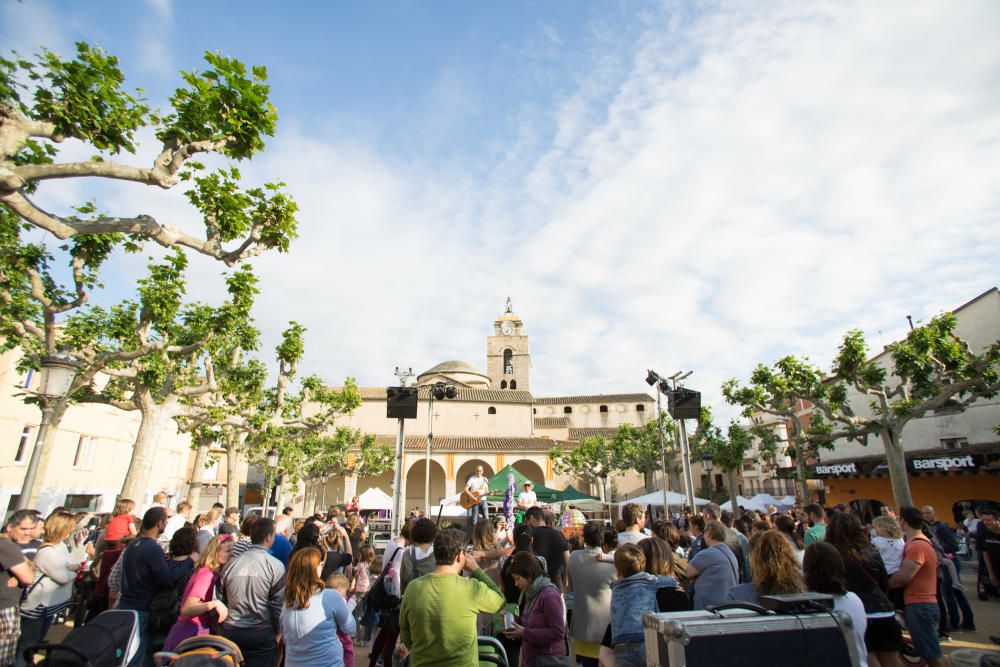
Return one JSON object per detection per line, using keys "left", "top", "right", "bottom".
{"left": 611, "top": 417, "right": 673, "bottom": 492}
{"left": 726, "top": 314, "right": 1000, "bottom": 508}
{"left": 549, "top": 437, "right": 621, "bottom": 502}
{"left": 1, "top": 43, "right": 298, "bottom": 264}
{"left": 690, "top": 407, "right": 777, "bottom": 511}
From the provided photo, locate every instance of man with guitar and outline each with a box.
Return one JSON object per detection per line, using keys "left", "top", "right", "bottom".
{"left": 464, "top": 466, "right": 493, "bottom": 525}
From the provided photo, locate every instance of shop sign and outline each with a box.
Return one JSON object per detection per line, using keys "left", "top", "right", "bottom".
{"left": 814, "top": 462, "right": 859, "bottom": 476}
{"left": 911, "top": 454, "right": 978, "bottom": 472}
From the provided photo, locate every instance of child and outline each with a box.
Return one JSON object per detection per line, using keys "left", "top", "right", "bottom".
{"left": 326, "top": 573, "right": 357, "bottom": 667}
{"left": 872, "top": 516, "right": 905, "bottom": 610}
{"left": 351, "top": 544, "right": 376, "bottom": 646}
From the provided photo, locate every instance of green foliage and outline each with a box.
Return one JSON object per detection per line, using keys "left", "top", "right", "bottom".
{"left": 159, "top": 52, "right": 276, "bottom": 159}
{"left": 276, "top": 322, "right": 306, "bottom": 369}
{"left": 551, "top": 415, "right": 675, "bottom": 487}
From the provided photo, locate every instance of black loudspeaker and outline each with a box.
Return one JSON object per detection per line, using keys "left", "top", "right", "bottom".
{"left": 387, "top": 386, "right": 419, "bottom": 419}
{"left": 668, "top": 388, "right": 701, "bottom": 420}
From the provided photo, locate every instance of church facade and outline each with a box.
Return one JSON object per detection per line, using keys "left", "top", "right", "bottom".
{"left": 317, "top": 300, "right": 656, "bottom": 514}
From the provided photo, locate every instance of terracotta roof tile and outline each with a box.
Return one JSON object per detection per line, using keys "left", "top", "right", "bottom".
{"left": 569, "top": 427, "right": 620, "bottom": 440}
{"left": 372, "top": 435, "right": 572, "bottom": 451}
{"left": 534, "top": 417, "right": 569, "bottom": 428}
{"left": 535, "top": 393, "right": 654, "bottom": 405}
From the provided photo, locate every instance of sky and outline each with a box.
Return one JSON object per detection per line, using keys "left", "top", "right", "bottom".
{"left": 3, "top": 1, "right": 999, "bottom": 416}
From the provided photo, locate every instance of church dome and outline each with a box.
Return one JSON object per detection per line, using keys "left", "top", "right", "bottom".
{"left": 417, "top": 360, "right": 492, "bottom": 389}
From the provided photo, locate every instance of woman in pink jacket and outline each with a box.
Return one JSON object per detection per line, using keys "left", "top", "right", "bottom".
{"left": 503, "top": 551, "right": 567, "bottom": 667}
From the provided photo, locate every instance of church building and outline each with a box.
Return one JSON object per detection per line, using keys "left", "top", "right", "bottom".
{"left": 320, "top": 299, "right": 655, "bottom": 514}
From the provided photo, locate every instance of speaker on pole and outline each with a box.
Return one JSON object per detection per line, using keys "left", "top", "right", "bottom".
{"left": 668, "top": 388, "right": 701, "bottom": 420}
{"left": 387, "top": 386, "right": 419, "bottom": 419}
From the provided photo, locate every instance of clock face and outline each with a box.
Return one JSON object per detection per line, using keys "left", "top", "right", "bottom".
{"left": 502, "top": 323, "right": 513, "bottom": 335}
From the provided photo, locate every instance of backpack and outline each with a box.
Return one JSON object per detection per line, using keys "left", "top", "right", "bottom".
{"left": 400, "top": 547, "right": 437, "bottom": 595}
{"left": 149, "top": 584, "right": 181, "bottom": 636}
{"left": 363, "top": 547, "right": 402, "bottom": 611}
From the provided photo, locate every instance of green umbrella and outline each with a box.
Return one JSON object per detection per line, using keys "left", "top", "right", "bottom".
{"left": 559, "top": 484, "right": 599, "bottom": 501}
{"left": 484, "top": 465, "right": 562, "bottom": 501}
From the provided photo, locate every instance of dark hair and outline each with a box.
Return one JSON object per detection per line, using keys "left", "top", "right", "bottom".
{"left": 252, "top": 518, "right": 276, "bottom": 545}
{"left": 638, "top": 537, "right": 672, "bottom": 576}
{"left": 899, "top": 506, "right": 925, "bottom": 532}
{"left": 825, "top": 511, "right": 870, "bottom": 562}
{"left": 225, "top": 507, "right": 239, "bottom": 517}
{"left": 603, "top": 526, "right": 618, "bottom": 551}
{"left": 544, "top": 511, "right": 557, "bottom": 528}
{"left": 400, "top": 520, "right": 414, "bottom": 542}
{"left": 282, "top": 507, "right": 294, "bottom": 516}
{"left": 169, "top": 526, "right": 197, "bottom": 557}
{"left": 803, "top": 542, "right": 847, "bottom": 595}
{"left": 524, "top": 507, "right": 544, "bottom": 523}
{"left": 583, "top": 521, "right": 604, "bottom": 548}
{"left": 735, "top": 517, "right": 751, "bottom": 536}
{"left": 239, "top": 514, "right": 259, "bottom": 537}
{"left": 141, "top": 507, "right": 167, "bottom": 531}
{"left": 433, "top": 528, "right": 467, "bottom": 565}
{"left": 513, "top": 523, "right": 534, "bottom": 552}
{"left": 981, "top": 509, "right": 998, "bottom": 520}
{"left": 293, "top": 522, "right": 321, "bottom": 552}
{"left": 6, "top": 509, "right": 39, "bottom": 529}
{"left": 775, "top": 515, "right": 804, "bottom": 549}
{"left": 212, "top": 502, "right": 225, "bottom": 510}
{"left": 804, "top": 503, "right": 824, "bottom": 520}
{"left": 690, "top": 516, "right": 705, "bottom": 531}
{"left": 508, "top": 550, "right": 543, "bottom": 581}
{"left": 411, "top": 518, "right": 437, "bottom": 545}
{"left": 720, "top": 510, "right": 734, "bottom": 528}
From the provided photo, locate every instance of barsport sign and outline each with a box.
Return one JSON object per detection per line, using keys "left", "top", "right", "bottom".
{"left": 812, "top": 453, "right": 993, "bottom": 478}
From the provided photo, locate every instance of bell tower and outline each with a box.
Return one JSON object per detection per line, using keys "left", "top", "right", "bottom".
{"left": 487, "top": 297, "right": 530, "bottom": 391}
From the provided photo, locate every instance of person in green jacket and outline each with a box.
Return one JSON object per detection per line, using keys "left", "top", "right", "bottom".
{"left": 399, "top": 528, "right": 505, "bottom": 667}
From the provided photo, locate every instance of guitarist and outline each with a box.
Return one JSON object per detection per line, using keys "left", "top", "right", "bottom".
{"left": 465, "top": 466, "right": 492, "bottom": 525}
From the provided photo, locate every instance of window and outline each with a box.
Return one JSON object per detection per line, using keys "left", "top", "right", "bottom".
{"left": 636, "top": 404, "right": 645, "bottom": 412}
{"left": 599, "top": 405, "right": 608, "bottom": 413}
{"left": 503, "top": 349, "right": 513, "bottom": 374}
{"left": 510, "top": 380, "right": 517, "bottom": 390}
{"left": 533, "top": 408, "right": 536, "bottom": 414}
{"left": 488, "top": 407, "right": 497, "bottom": 415}
{"left": 941, "top": 437, "right": 968, "bottom": 450}
{"left": 72, "top": 436, "right": 96, "bottom": 470}
{"left": 501, "top": 380, "right": 508, "bottom": 389}
{"left": 64, "top": 494, "right": 99, "bottom": 511}
{"left": 14, "top": 427, "right": 33, "bottom": 464}
{"left": 564, "top": 406, "right": 572, "bottom": 414}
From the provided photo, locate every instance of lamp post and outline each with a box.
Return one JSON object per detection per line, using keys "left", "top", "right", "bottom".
{"left": 319, "top": 472, "right": 329, "bottom": 515}
{"left": 261, "top": 448, "right": 278, "bottom": 518}
{"left": 425, "top": 382, "right": 457, "bottom": 514}
{"left": 703, "top": 452, "right": 714, "bottom": 497}
{"left": 645, "top": 370, "right": 671, "bottom": 511}
{"left": 17, "top": 352, "right": 81, "bottom": 510}
{"left": 599, "top": 471, "right": 609, "bottom": 518}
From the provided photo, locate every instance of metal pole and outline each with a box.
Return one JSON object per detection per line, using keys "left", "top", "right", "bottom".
{"left": 425, "top": 390, "right": 434, "bottom": 514}
{"left": 321, "top": 481, "right": 327, "bottom": 515}
{"left": 16, "top": 403, "right": 55, "bottom": 510}
{"left": 706, "top": 463, "right": 713, "bottom": 497}
{"left": 262, "top": 468, "right": 270, "bottom": 518}
{"left": 391, "top": 416, "right": 406, "bottom": 535}
{"left": 678, "top": 417, "right": 696, "bottom": 511}
{"left": 655, "top": 391, "right": 669, "bottom": 511}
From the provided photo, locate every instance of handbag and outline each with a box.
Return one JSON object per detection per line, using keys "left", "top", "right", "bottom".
{"left": 363, "top": 547, "right": 402, "bottom": 610}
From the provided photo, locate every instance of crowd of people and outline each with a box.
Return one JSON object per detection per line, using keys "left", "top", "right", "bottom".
{"left": 0, "top": 494, "right": 997, "bottom": 667}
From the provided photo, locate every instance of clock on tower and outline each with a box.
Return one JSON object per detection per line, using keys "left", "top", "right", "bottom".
{"left": 487, "top": 298, "right": 530, "bottom": 391}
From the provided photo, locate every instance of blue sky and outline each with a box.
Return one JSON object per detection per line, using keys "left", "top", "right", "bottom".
{"left": 3, "top": 1, "right": 999, "bottom": 413}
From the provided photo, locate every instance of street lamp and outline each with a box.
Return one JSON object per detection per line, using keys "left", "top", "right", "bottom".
{"left": 703, "top": 452, "right": 714, "bottom": 497}
{"left": 644, "top": 370, "right": 671, "bottom": 511}
{"left": 599, "top": 470, "right": 609, "bottom": 516}
{"left": 425, "top": 382, "right": 457, "bottom": 514}
{"left": 319, "top": 472, "right": 329, "bottom": 515}
{"left": 17, "top": 351, "right": 82, "bottom": 510}
{"left": 261, "top": 448, "right": 278, "bottom": 518}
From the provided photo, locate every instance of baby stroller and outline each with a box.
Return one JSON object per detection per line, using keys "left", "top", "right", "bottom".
{"left": 154, "top": 635, "right": 245, "bottom": 667}
{"left": 400, "top": 636, "right": 509, "bottom": 667}
{"left": 23, "top": 609, "right": 139, "bottom": 667}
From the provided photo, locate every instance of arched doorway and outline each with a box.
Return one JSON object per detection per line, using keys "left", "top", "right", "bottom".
{"left": 511, "top": 459, "right": 546, "bottom": 485}
{"left": 405, "top": 459, "right": 446, "bottom": 515}
{"left": 456, "top": 459, "right": 495, "bottom": 493}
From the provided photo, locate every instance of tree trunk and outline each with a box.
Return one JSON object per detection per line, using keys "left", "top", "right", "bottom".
{"left": 225, "top": 434, "right": 246, "bottom": 509}
{"left": 186, "top": 436, "right": 211, "bottom": 511}
{"left": 726, "top": 468, "right": 739, "bottom": 513}
{"left": 794, "top": 441, "right": 809, "bottom": 504}
{"left": 120, "top": 388, "right": 176, "bottom": 503}
{"left": 24, "top": 398, "right": 69, "bottom": 510}
{"left": 881, "top": 427, "right": 914, "bottom": 509}
{"left": 644, "top": 469, "right": 655, "bottom": 492}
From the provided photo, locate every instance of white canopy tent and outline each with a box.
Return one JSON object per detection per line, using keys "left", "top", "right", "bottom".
{"left": 357, "top": 487, "right": 393, "bottom": 510}
{"left": 720, "top": 496, "right": 769, "bottom": 512}
{"left": 616, "top": 490, "right": 710, "bottom": 507}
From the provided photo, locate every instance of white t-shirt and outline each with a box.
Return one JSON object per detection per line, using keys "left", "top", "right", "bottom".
{"left": 517, "top": 491, "right": 537, "bottom": 507}
{"left": 872, "top": 536, "right": 904, "bottom": 574}
{"left": 833, "top": 592, "right": 868, "bottom": 667}
{"left": 964, "top": 517, "right": 980, "bottom": 534}
{"left": 617, "top": 530, "right": 645, "bottom": 546}
{"left": 162, "top": 514, "right": 187, "bottom": 541}
{"left": 467, "top": 475, "right": 489, "bottom": 494}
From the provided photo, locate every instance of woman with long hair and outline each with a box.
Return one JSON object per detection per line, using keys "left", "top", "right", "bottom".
{"left": 726, "top": 530, "right": 805, "bottom": 604}
{"left": 774, "top": 514, "right": 805, "bottom": 564}
{"left": 282, "top": 547, "right": 356, "bottom": 667}
{"left": 16, "top": 511, "right": 81, "bottom": 667}
{"left": 163, "top": 534, "right": 234, "bottom": 651}
{"left": 803, "top": 542, "right": 869, "bottom": 667}
{"left": 826, "top": 512, "right": 902, "bottom": 667}
{"left": 345, "top": 513, "right": 366, "bottom": 557}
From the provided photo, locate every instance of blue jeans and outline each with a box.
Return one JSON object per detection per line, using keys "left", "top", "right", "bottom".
{"left": 470, "top": 499, "right": 489, "bottom": 524}
{"left": 940, "top": 564, "right": 975, "bottom": 629}
{"left": 614, "top": 642, "right": 647, "bottom": 667}
{"left": 905, "top": 602, "right": 942, "bottom": 660}
{"left": 14, "top": 614, "right": 52, "bottom": 667}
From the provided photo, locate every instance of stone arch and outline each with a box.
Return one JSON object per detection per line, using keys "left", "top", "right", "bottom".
{"left": 511, "top": 459, "right": 546, "bottom": 485}
{"left": 405, "top": 459, "right": 446, "bottom": 515}
{"left": 456, "top": 458, "right": 495, "bottom": 491}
